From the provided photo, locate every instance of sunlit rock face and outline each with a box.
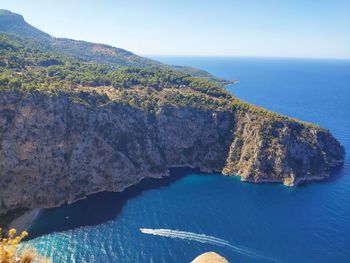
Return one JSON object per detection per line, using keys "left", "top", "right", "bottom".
{"left": 191, "top": 252, "right": 229, "bottom": 263}
{"left": 0, "top": 90, "right": 344, "bottom": 215}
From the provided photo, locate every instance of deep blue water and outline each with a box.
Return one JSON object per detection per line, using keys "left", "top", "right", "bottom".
{"left": 26, "top": 57, "right": 350, "bottom": 263}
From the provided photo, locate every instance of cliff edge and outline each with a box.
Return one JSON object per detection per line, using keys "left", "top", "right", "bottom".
{"left": 0, "top": 89, "right": 344, "bottom": 215}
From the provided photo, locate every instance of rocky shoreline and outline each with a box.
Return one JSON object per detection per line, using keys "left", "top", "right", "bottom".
{"left": 8, "top": 208, "right": 42, "bottom": 233}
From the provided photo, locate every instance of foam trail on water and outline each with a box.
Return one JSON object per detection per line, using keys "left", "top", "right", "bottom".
{"left": 140, "top": 228, "right": 279, "bottom": 262}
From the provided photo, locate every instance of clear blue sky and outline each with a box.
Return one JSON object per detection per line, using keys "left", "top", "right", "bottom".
{"left": 1, "top": 0, "right": 350, "bottom": 58}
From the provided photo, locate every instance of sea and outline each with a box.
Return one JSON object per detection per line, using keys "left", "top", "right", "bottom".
{"left": 25, "top": 56, "right": 350, "bottom": 263}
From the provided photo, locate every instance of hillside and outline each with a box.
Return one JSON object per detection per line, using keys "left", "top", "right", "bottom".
{"left": 0, "top": 9, "right": 230, "bottom": 84}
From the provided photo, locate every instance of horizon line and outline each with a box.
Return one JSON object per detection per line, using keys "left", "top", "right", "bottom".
{"left": 141, "top": 54, "right": 350, "bottom": 61}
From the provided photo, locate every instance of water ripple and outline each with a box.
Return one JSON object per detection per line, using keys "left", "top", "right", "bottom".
{"left": 140, "top": 228, "right": 279, "bottom": 262}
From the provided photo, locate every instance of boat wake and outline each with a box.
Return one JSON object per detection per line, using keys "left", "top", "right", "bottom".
{"left": 140, "top": 228, "right": 279, "bottom": 262}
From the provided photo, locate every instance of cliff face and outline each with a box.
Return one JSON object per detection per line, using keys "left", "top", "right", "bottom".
{"left": 0, "top": 90, "right": 235, "bottom": 214}
{"left": 223, "top": 109, "right": 344, "bottom": 185}
{"left": 0, "top": 90, "right": 344, "bottom": 215}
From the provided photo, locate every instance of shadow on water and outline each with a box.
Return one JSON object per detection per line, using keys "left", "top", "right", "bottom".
{"left": 24, "top": 162, "right": 348, "bottom": 239}
{"left": 27, "top": 168, "right": 203, "bottom": 240}
{"left": 324, "top": 161, "right": 348, "bottom": 183}
{"left": 295, "top": 163, "right": 348, "bottom": 188}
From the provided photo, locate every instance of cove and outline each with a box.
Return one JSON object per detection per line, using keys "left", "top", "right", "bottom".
{"left": 25, "top": 57, "right": 350, "bottom": 263}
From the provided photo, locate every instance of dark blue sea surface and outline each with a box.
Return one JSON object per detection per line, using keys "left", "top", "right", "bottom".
{"left": 27, "top": 57, "right": 350, "bottom": 262}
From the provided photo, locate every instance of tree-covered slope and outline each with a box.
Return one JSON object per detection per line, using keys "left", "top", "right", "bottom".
{"left": 0, "top": 32, "right": 231, "bottom": 112}
{"left": 0, "top": 9, "right": 229, "bottom": 83}
{"left": 0, "top": 9, "right": 160, "bottom": 67}
{"left": 0, "top": 9, "right": 50, "bottom": 39}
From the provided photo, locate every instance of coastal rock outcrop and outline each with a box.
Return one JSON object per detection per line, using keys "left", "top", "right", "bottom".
{"left": 223, "top": 107, "right": 345, "bottom": 185}
{"left": 191, "top": 252, "right": 229, "bottom": 263}
{"left": 0, "top": 90, "right": 344, "bottom": 215}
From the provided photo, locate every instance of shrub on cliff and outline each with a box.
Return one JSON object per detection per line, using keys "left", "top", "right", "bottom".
{"left": 0, "top": 227, "right": 50, "bottom": 263}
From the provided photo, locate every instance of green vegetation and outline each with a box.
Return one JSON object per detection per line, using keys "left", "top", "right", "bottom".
{"left": 0, "top": 9, "right": 227, "bottom": 82}
{"left": 0, "top": 9, "right": 324, "bottom": 130}
{"left": 0, "top": 32, "right": 231, "bottom": 111}
{"left": 230, "top": 97, "right": 326, "bottom": 131}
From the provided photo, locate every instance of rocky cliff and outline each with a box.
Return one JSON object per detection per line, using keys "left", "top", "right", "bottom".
{"left": 0, "top": 89, "right": 344, "bottom": 215}
{"left": 223, "top": 106, "right": 345, "bottom": 185}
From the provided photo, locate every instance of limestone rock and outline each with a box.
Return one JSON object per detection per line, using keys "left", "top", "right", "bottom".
{"left": 191, "top": 252, "right": 229, "bottom": 263}
{"left": 0, "top": 90, "right": 345, "bottom": 215}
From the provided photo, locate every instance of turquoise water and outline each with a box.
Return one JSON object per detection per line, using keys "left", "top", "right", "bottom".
{"left": 27, "top": 57, "right": 350, "bottom": 262}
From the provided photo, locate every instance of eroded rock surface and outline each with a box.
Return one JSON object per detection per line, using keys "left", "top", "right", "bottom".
{"left": 0, "top": 90, "right": 344, "bottom": 215}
